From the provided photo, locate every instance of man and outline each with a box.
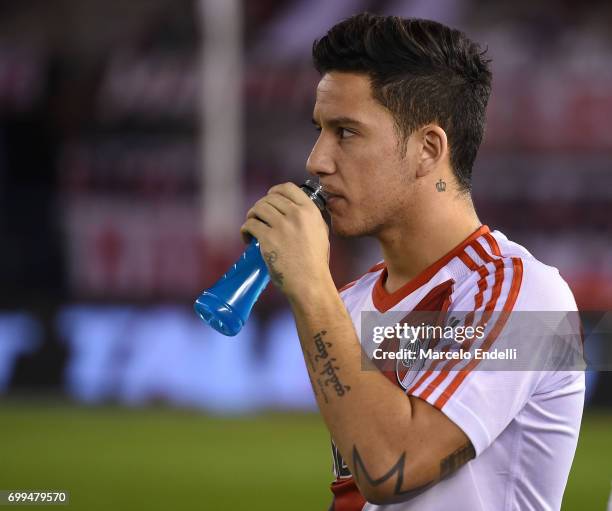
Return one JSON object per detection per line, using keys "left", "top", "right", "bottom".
{"left": 241, "top": 13, "right": 584, "bottom": 510}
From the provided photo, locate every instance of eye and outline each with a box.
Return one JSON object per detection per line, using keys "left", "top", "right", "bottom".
{"left": 339, "top": 128, "right": 356, "bottom": 139}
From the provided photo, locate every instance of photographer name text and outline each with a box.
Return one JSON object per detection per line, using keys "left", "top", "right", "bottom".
{"left": 372, "top": 347, "right": 518, "bottom": 361}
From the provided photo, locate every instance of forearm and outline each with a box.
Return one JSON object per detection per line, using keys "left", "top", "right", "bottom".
{"left": 287, "top": 278, "right": 415, "bottom": 486}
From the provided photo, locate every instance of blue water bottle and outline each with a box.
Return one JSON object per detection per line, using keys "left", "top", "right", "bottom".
{"left": 194, "top": 180, "right": 327, "bottom": 336}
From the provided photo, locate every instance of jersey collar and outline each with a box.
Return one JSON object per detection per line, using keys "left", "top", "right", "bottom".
{"left": 372, "top": 225, "right": 490, "bottom": 312}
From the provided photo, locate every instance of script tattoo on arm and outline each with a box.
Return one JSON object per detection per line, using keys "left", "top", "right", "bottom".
{"left": 310, "top": 330, "right": 351, "bottom": 400}
{"left": 263, "top": 250, "right": 284, "bottom": 287}
{"left": 351, "top": 440, "right": 475, "bottom": 503}
{"left": 304, "top": 348, "right": 328, "bottom": 402}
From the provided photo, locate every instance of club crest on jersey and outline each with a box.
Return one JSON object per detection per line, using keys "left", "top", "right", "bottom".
{"left": 396, "top": 335, "right": 429, "bottom": 389}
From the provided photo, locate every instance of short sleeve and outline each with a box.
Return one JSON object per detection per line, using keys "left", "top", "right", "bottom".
{"left": 404, "top": 256, "right": 582, "bottom": 456}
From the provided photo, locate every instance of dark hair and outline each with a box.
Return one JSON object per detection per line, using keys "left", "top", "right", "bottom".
{"left": 312, "top": 13, "right": 492, "bottom": 191}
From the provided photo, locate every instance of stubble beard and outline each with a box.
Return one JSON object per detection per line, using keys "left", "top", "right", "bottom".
{"left": 330, "top": 194, "right": 409, "bottom": 240}
{"left": 329, "top": 211, "right": 384, "bottom": 239}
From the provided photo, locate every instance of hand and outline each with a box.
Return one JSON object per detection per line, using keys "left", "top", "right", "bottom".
{"left": 240, "top": 182, "right": 332, "bottom": 298}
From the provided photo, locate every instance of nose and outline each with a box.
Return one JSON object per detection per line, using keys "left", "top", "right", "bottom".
{"left": 306, "top": 135, "right": 335, "bottom": 177}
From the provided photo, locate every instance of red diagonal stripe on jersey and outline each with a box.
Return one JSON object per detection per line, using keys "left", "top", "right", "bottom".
{"left": 471, "top": 238, "right": 495, "bottom": 264}
{"left": 406, "top": 344, "right": 452, "bottom": 396}
{"left": 433, "top": 257, "right": 523, "bottom": 409}
{"left": 413, "top": 249, "right": 507, "bottom": 401}
{"left": 393, "top": 281, "right": 454, "bottom": 386}
{"left": 458, "top": 252, "right": 488, "bottom": 327}
{"left": 407, "top": 252, "right": 492, "bottom": 396}
{"left": 483, "top": 232, "right": 502, "bottom": 257}
{"left": 471, "top": 240, "right": 505, "bottom": 326}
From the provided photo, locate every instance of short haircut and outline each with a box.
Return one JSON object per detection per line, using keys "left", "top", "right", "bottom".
{"left": 312, "top": 13, "right": 492, "bottom": 191}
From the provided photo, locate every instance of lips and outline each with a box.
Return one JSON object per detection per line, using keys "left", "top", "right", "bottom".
{"left": 324, "top": 192, "right": 345, "bottom": 212}
{"left": 320, "top": 185, "right": 344, "bottom": 201}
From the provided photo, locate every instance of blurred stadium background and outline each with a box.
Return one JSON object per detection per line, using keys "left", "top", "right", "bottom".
{"left": 0, "top": 0, "right": 611, "bottom": 509}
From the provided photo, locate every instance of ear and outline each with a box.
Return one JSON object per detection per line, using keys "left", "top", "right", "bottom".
{"left": 416, "top": 125, "right": 448, "bottom": 178}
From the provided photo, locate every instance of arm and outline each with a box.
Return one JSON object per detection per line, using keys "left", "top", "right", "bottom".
{"left": 241, "top": 183, "right": 474, "bottom": 504}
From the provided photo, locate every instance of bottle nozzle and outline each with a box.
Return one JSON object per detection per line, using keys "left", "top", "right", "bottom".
{"left": 300, "top": 179, "right": 327, "bottom": 211}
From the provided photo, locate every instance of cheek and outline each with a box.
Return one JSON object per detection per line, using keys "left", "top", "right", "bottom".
{"left": 354, "top": 140, "right": 395, "bottom": 162}
{"left": 339, "top": 139, "right": 406, "bottom": 201}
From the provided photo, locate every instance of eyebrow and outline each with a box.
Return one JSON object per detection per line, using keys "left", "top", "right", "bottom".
{"left": 311, "top": 116, "right": 366, "bottom": 129}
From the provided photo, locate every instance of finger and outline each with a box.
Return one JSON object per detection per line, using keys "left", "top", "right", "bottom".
{"left": 240, "top": 229, "right": 252, "bottom": 245}
{"left": 268, "top": 182, "right": 309, "bottom": 206}
{"left": 263, "top": 193, "right": 295, "bottom": 215}
{"left": 246, "top": 201, "right": 284, "bottom": 227}
{"left": 240, "top": 217, "right": 270, "bottom": 243}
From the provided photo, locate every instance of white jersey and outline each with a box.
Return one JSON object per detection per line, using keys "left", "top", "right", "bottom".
{"left": 329, "top": 225, "right": 584, "bottom": 511}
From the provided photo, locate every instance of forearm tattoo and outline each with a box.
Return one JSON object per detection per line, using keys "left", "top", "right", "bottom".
{"left": 307, "top": 330, "right": 351, "bottom": 401}
{"left": 305, "top": 348, "right": 329, "bottom": 403}
{"left": 351, "top": 441, "right": 475, "bottom": 503}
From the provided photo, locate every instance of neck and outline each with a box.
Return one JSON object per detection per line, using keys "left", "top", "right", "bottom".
{"left": 377, "top": 195, "right": 481, "bottom": 294}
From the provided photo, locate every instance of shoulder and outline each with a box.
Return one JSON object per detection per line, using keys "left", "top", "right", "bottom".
{"left": 492, "top": 230, "right": 577, "bottom": 311}
{"left": 515, "top": 258, "right": 576, "bottom": 311}
{"left": 451, "top": 229, "right": 577, "bottom": 312}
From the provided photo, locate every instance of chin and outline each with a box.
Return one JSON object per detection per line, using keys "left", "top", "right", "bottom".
{"left": 330, "top": 218, "right": 371, "bottom": 239}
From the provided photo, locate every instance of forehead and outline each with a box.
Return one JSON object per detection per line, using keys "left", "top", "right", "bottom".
{"left": 312, "top": 71, "right": 384, "bottom": 122}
